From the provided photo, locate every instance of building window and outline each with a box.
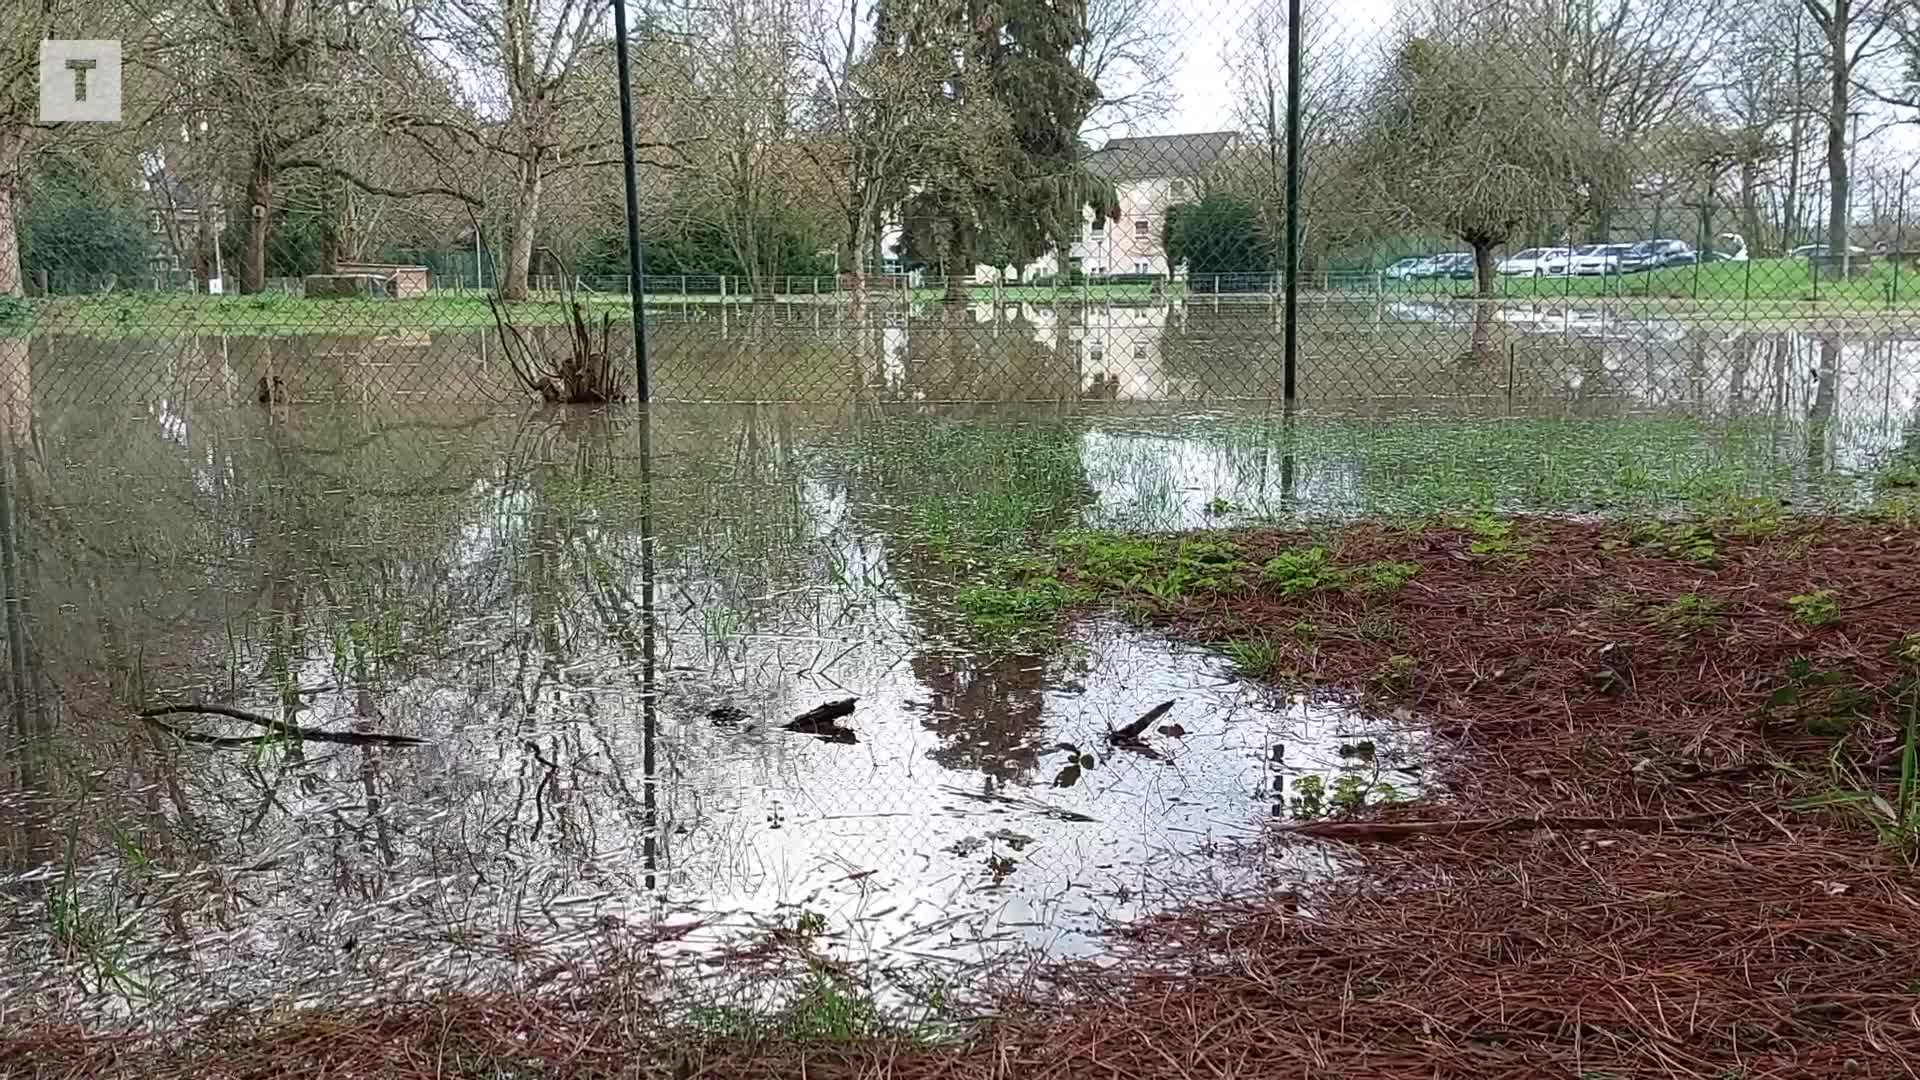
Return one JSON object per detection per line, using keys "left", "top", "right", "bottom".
{"left": 1133, "top": 259, "right": 1150, "bottom": 275}
{"left": 1089, "top": 346, "right": 1104, "bottom": 364}
{"left": 1090, "top": 216, "right": 1105, "bottom": 235}
{"left": 1134, "top": 219, "right": 1150, "bottom": 239}
{"left": 1132, "top": 344, "right": 1147, "bottom": 363}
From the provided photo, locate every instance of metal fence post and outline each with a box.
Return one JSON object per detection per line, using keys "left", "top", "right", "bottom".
{"left": 1282, "top": 0, "right": 1301, "bottom": 408}
{"left": 611, "top": 0, "right": 649, "bottom": 401}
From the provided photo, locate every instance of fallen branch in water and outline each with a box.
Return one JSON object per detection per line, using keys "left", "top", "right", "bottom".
{"left": 783, "top": 698, "right": 858, "bottom": 743}
{"left": 1110, "top": 700, "right": 1175, "bottom": 744}
{"left": 1280, "top": 811, "right": 1729, "bottom": 842}
{"left": 138, "top": 704, "right": 427, "bottom": 747}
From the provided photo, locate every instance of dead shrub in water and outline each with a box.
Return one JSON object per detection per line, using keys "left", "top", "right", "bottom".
{"left": 486, "top": 250, "right": 625, "bottom": 404}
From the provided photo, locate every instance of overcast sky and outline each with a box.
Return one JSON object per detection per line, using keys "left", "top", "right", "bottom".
{"left": 1144, "top": 0, "right": 1918, "bottom": 170}
{"left": 1158, "top": 0, "right": 1398, "bottom": 136}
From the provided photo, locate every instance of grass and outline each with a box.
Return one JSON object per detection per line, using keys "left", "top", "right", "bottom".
{"left": 1646, "top": 593, "right": 1725, "bottom": 634}
{"left": 1390, "top": 256, "right": 1917, "bottom": 309}
{"left": 1788, "top": 589, "right": 1840, "bottom": 626}
{"left": 1224, "top": 636, "right": 1283, "bottom": 678}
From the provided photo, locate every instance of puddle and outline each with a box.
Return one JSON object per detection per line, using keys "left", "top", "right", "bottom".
{"left": 0, "top": 399, "right": 1892, "bottom": 1021}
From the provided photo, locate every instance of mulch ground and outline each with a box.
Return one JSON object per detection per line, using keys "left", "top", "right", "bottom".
{"left": 7, "top": 516, "right": 1920, "bottom": 1078}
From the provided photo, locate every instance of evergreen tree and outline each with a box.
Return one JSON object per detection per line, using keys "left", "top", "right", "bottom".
{"left": 882, "top": 0, "right": 1113, "bottom": 301}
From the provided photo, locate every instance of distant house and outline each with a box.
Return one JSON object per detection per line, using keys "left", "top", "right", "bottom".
{"left": 974, "top": 130, "right": 1243, "bottom": 284}
{"left": 143, "top": 167, "right": 213, "bottom": 280}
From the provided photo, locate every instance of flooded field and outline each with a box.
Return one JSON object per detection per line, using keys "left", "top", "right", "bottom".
{"left": 0, "top": 390, "right": 1914, "bottom": 1026}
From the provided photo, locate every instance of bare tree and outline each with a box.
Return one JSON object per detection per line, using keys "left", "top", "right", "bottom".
{"left": 676, "top": 0, "right": 808, "bottom": 300}
{"left": 1800, "top": 0, "right": 1900, "bottom": 256}
{"left": 1076, "top": 0, "right": 1179, "bottom": 138}
{"left": 798, "top": 0, "right": 947, "bottom": 319}
{"left": 392, "top": 0, "right": 683, "bottom": 300}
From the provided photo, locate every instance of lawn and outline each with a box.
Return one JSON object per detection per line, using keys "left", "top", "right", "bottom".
{"left": 1387, "top": 255, "right": 1919, "bottom": 309}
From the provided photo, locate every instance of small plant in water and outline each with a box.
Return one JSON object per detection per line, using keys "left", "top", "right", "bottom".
{"left": 1204, "top": 496, "right": 1239, "bottom": 517}
{"left": 1788, "top": 589, "right": 1840, "bottom": 627}
{"left": 1289, "top": 774, "right": 1325, "bottom": 819}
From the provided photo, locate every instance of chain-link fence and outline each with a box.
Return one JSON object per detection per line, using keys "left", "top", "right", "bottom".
{"left": 0, "top": 0, "right": 1912, "bottom": 415}
{"left": 4, "top": 0, "right": 1920, "bottom": 1035}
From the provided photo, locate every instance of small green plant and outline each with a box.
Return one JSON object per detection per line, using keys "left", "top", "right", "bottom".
{"left": 0, "top": 296, "right": 31, "bottom": 324}
{"left": 1261, "top": 545, "right": 1341, "bottom": 596}
{"left": 1647, "top": 593, "right": 1724, "bottom": 634}
{"left": 1788, "top": 589, "right": 1840, "bottom": 627}
{"left": 1289, "top": 774, "right": 1325, "bottom": 819}
{"left": 954, "top": 575, "right": 1076, "bottom": 647}
{"left": 1354, "top": 559, "right": 1419, "bottom": 596}
{"left": 1875, "top": 465, "right": 1920, "bottom": 491}
{"left": 1225, "top": 636, "right": 1281, "bottom": 678}
{"left": 1462, "top": 513, "right": 1530, "bottom": 561}
{"left": 793, "top": 909, "right": 829, "bottom": 939}
{"left": 1204, "top": 496, "right": 1239, "bottom": 516}
{"left": 1627, "top": 521, "right": 1720, "bottom": 564}
{"left": 1353, "top": 612, "right": 1399, "bottom": 642}
{"left": 1330, "top": 773, "right": 1369, "bottom": 814}
{"left": 1372, "top": 653, "right": 1415, "bottom": 692}
{"left": 1290, "top": 617, "right": 1318, "bottom": 642}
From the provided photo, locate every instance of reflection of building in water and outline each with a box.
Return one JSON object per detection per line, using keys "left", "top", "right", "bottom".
{"left": 1076, "top": 305, "right": 1175, "bottom": 399}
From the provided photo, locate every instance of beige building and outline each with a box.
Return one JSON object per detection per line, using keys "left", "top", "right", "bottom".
{"left": 974, "top": 131, "right": 1242, "bottom": 283}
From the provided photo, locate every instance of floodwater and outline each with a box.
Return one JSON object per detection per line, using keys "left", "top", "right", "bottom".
{"left": 0, "top": 305, "right": 1914, "bottom": 1022}
{"left": 0, "top": 404, "right": 1448, "bottom": 1024}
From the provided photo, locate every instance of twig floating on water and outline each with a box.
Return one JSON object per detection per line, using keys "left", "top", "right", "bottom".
{"left": 138, "top": 704, "right": 427, "bottom": 747}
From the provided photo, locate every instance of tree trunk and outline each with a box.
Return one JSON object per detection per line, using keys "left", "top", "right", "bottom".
{"left": 1467, "top": 239, "right": 1498, "bottom": 364}
{"left": 1823, "top": 19, "right": 1848, "bottom": 255}
{"left": 1739, "top": 159, "right": 1760, "bottom": 251}
{"left": 501, "top": 165, "right": 543, "bottom": 301}
{"left": 242, "top": 147, "right": 275, "bottom": 294}
{"left": 943, "top": 221, "right": 968, "bottom": 304}
{"left": 1472, "top": 242, "right": 1497, "bottom": 299}
{"left": 1783, "top": 17, "right": 1805, "bottom": 253}
{"left": 0, "top": 128, "right": 25, "bottom": 299}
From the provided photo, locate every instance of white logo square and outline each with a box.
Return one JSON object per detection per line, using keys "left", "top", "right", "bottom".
{"left": 39, "top": 40, "right": 122, "bottom": 123}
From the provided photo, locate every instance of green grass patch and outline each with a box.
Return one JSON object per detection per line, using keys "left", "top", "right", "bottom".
{"left": 1224, "top": 636, "right": 1283, "bottom": 678}
{"left": 1260, "top": 545, "right": 1342, "bottom": 596}
{"left": 1646, "top": 593, "right": 1724, "bottom": 634}
{"left": 1788, "top": 589, "right": 1840, "bottom": 627}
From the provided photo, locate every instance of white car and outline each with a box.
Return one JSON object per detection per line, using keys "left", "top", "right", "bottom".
{"left": 1382, "top": 256, "right": 1427, "bottom": 280}
{"left": 1570, "top": 243, "right": 1634, "bottom": 275}
{"left": 1497, "top": 247, "right": 1569, "bottom": 277}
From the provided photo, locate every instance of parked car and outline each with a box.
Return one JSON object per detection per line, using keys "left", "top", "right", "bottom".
{"left": 1570, "top": 243, "right": 1635, "bottom": 275}
{"left": 1789, "top": 243, "right": 1867, "bottom": 259}
{"left": 1382, "top": 256, "right": 1427, "bottom": 280}
{"left": 1624, "top": 239, "right": 1695, "bottom": 270}
{"left": 1414, "top": 252, "right": 1475, "bottom": 279}
{"left": 1497, "top": 247, "right": 1569, "bottom": 276}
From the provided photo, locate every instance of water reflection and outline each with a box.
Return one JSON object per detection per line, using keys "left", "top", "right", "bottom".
{"left": 0, "top": 403, "right": 1423, "bottom": 1022}
{"left": 11, "top": 301, "right": 1919, "bottom": 431}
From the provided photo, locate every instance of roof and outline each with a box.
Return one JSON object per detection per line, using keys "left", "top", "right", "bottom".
{"left": 1088, "top": 131, "right": 1241, "bottom": 182}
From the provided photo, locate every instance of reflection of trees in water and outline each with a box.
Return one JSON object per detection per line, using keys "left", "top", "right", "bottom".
{"left": 908, "top": 650, "right": 1049, "bottom": 786}
{"left": 837, "top": 415, "right": 1094, "bottom": 785}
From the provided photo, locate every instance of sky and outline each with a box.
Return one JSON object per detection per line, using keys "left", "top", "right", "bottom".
{"left": 1157, "top": 0, "right": 1399, "bottom": 137}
